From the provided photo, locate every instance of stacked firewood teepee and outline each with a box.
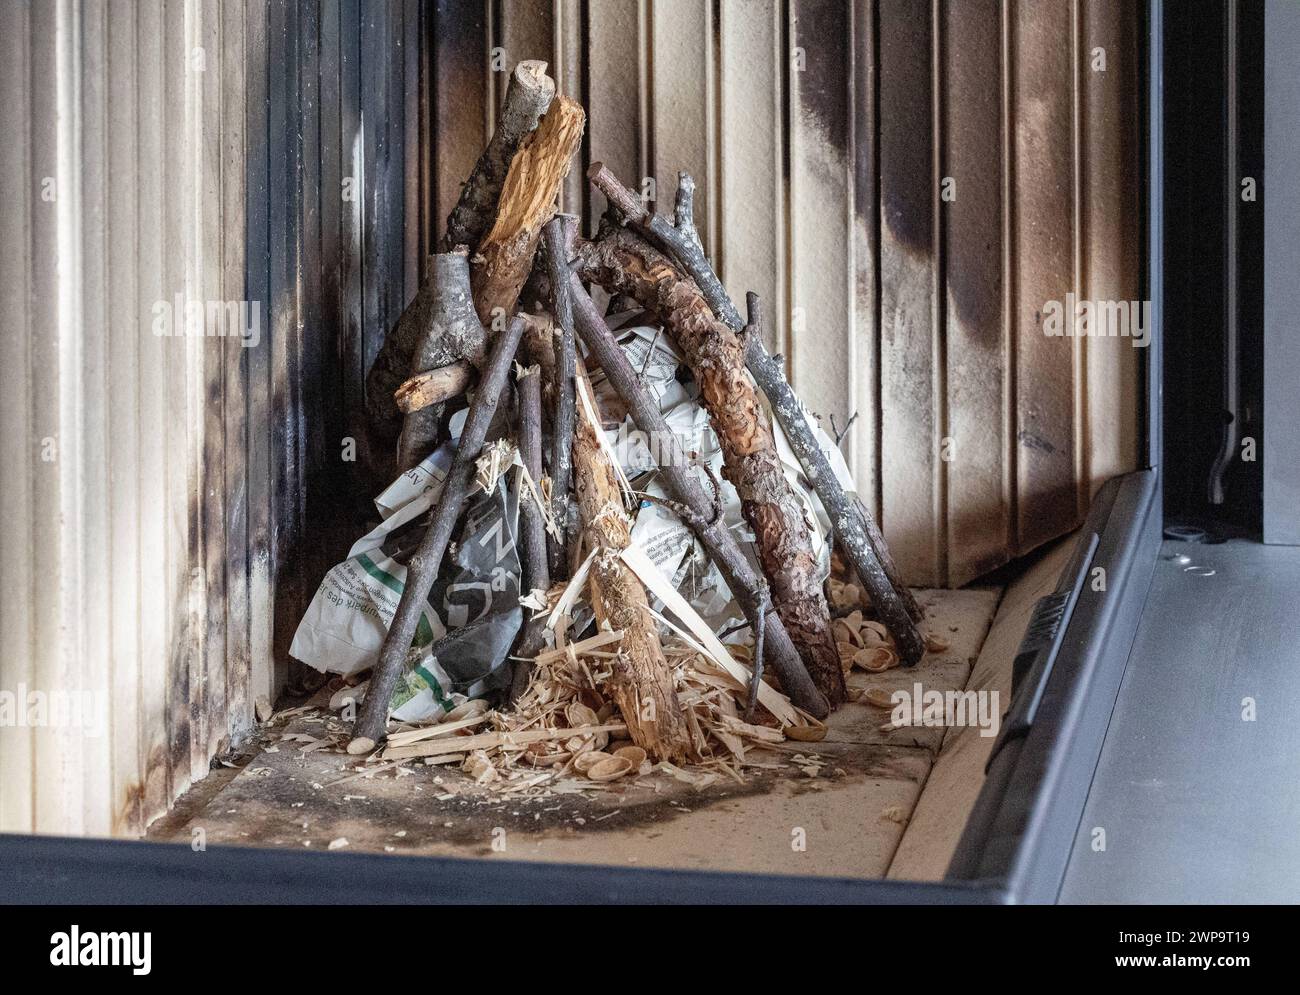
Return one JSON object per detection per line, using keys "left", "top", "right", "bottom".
{"left": 348, "top": 61, "right": 923, "bottom": 760}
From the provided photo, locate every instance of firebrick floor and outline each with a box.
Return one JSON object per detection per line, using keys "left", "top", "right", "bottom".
{"left": 152, "top": 586, "right": 1007, "bottom": 880}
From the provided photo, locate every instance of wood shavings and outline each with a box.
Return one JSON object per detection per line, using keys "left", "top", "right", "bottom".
{"left": 853, "top": 646, "right": 898, "bottom": 672}
{"left": 462, "top": 750, "right": 499, "bottom": 784}
{"left": 519, "top": 588, "right": 550, "bottom": 613}
{"left": 717, "top": 714, "right": 785, "bottom": 745}
{"left": 586, "top": 755, "right": 633, "bottom": 781}
{"left": 828, "top": 578, "right": 863, "bottom": 612}
{"left": 924, "top": 632, "right": 951, "bottom": 653}
{"left": 834, "top": 608, "right": 907, "bottom": 675}
{"left": 547, "top": 548, "right": 596, "bottom": 629}
{"left": 862, "top": 687, "right": 895, "bottom": 709}
{"left": 623, "top": 547, "right": 798, "bottom": 726}
{"left": 533, "top": 628, "right": 624, "bottom": 665}
{"left": 384, "top": 710, "right": 490, "bottom": 749}
{"left": 880, "top": 805, "right": 909, "bottom": 825}
{"left": 381, "top": 722, "right": 626, "bottom": 761}
{"left": 784, "top": 719, "right": 828, "bottom": 742}
{"left": 325, "top": 760, "right": 409, "bottom": 788}
{"left": 474, "top": 438, "right": 517, "bottom": 495}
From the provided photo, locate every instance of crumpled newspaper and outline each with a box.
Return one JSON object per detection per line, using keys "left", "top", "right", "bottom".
{"left": 289, "top": 416, "right": 523, "bottom": 721}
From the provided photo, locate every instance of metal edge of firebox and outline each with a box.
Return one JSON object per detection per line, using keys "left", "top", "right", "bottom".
{"left": 0, "top": 831, "right": 1006, "bottom": 905}
{"left": 943, "top": 467, "right": 1161, "bottom": 904}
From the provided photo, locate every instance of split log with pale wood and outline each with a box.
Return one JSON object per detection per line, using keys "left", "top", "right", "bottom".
{"left": 570, "top": 363, "right": 692, "bottom": 762}
{"left": 443, "top": 60, "right": 556, "bottom": 252}
{"left": 469, "top": 96, "right": 585, "bottom": 328}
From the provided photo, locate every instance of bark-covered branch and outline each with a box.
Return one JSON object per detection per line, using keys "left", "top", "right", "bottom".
{"left": 588, "top": 163, "right": 741, "bottom": 328}
{"left": 350, "top": 315, "right": 527, "bottom": 752}
{"left": 592, "top": 164, "right": 925, "bottom": 653}
{"left": 396, "top": 250, "right": 488, "bottom": 472}
{"left": 543, "top": 215, "right": 578, "bottom": 580}
{"left": 857, "top": 501, "right": 924, "bottom": 623}
{"left": 507, "top": 364, "right": 551, "bottom": 703}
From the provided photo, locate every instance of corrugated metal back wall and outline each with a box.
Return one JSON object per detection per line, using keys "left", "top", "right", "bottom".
{"left": 0, "top": 0, "right": 261, "bottom": 836}
{"left": 0, "top": 0, "right": 1140, "bottom": 836}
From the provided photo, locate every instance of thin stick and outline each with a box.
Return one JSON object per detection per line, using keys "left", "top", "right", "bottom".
{"left": 637, "top": 327, "right": 663, "bottom": 384}
{"left": 507, "top": 364, "right": 551, "bottom": 703}
{"left": 543, "top": 215, "right": 578, "bottom": 580}
{"left": 832, "top": 411, "right": 859, "bottom": 448}
{"left": 395, "top": 361, "right": 474, "bottom": 415}
{"left": 350, "top": 316, "right": 528, "bottom": 751}
{"left": 568, "top": 276, "right": 828, "bottom": 719}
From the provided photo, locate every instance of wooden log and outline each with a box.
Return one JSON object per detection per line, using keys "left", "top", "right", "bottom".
{"left": 543, "top": 215, "right": 579, "bottom": 580}
{"left": 394, "top": 360, "right": 474, "bottom": 415}
{"left": 470, "top": 96, "right": 585, "bottom": 327}
{"left": 507, "top": 364, "right": 551, "bottom": 703}
{"left": 573, "top": 364, "right": 692, "bottom": 761}
{"left": 350, "top": 316, "right": 527, "bottom": 752}
{"left": 567, "top": 276, "right": 829, "bottom": 719}
{"left": 576, "top": 228, "right": 847, "bottom": 705}
{"left": 444, "top": 60, "right": 555, "bottom": 252}
{"left": 366, "top": 63, "right": 553, "bottom": 437}
{"left": 741, "top": 293, "right": 924, "bottom": 666}
{"left": 396, "top": 250, "right": 488, "bottom": 472}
